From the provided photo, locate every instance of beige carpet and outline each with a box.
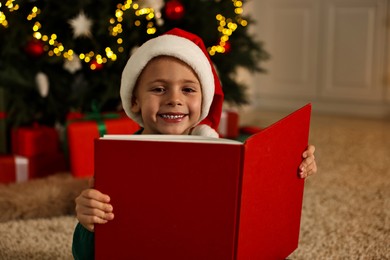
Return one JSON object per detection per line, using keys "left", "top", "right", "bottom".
{"left": 288, "top": 114, "right": 390, "bottom": 259}
{"left": 0, "top": 112, "right": 389, "bottom": 259}
{"left": 0, "top": 174, "right": 88, "bottom": 259}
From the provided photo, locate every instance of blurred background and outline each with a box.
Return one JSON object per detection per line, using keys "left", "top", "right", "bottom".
{"left": 245, "top": 0, "right": 390, "bottom": 119}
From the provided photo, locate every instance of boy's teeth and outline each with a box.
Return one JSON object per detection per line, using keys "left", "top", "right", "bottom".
{"left": 161, "top": 114, "right": 184, "bottom": 119}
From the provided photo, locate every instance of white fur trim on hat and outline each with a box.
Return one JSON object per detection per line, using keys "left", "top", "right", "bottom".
{"left": 120, "top": 34, "right": 215, "bottom": 127}
{"left": 191, "top": 124, "right": 219, "bottom": 138}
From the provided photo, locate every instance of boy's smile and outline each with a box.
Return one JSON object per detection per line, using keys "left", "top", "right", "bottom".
{"left": 131, "top": 56, "right": 202, "bottom": 135}
{"left": 159, "top": 113, "right": 187, "bottom": 121}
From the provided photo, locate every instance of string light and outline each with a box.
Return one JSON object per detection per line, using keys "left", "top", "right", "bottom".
{"left": 208, "top": 0, "right": 246, "bottom": 56}
{"left": 4, "top": 0, "right": 247, "bottom": 67}
{"left": 20, "top": 0, "right": 157, "bottom": 68}
{"left": 26, "top": 5, "right": 116, "bottom": 65}
{"left": 1, "top": 0, "right": 20, "bottom": 27}
{"left": 108, "top": 0, "right": 157, "bottom": 63}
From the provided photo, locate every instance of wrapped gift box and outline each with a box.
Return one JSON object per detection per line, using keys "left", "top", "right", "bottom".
{"left": 12, "top": 125, "right": 60, "bottom": 157}
{"left": 67, "top": 115, "right": 140, "bottom": 178}
{"left": 0, "top": 155, "right": 29, "bottom": 184}
{"left": 0, "top": 88, "right": 7, "bottom": 154}
{"left": 218, "top": 110, "right": 239, "bottom": 139}
{"left": 29, "top": 152, "right": 67, "bottom": 179}
{"left": 0, "top": 153, "right": 67, "bottom": 184}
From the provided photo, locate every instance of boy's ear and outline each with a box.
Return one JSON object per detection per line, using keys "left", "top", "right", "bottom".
{"left": 130, "top": 96, "right": 140, "bottom": 113}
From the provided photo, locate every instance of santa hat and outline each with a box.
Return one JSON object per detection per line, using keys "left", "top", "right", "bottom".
{"left": 120, "top": 28, "right": 224, "bottom": 137}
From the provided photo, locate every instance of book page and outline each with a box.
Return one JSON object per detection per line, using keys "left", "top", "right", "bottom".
{"left": 101, "top": 134, "right": 242, "bottom": 145}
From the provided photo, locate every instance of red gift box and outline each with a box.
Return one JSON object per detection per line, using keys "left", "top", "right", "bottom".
{"left": 67, "top": 115, "right": 140, "bottom": 178}
{"left": 66, "top": 111, "right": 85, "bottom": 121}
{"left": 12, "top": 125, "right": 60, "bottom": 157}
{"left": 0, "top": 111, "right": 6, "bottom": 154}
{"left": 218, "top": 110, "right": 239, "bottom": 139}
{"left": 0, "top": 155, "right": 29, "bottom": 184}
{"left": 0, "top": 88, "right": 8, "bottom": 154}
{"left": 29, "top": 152, "right": 68, "bottom": 179}
{"left": 0, "top": 153, "right": 67, "bottom": 184}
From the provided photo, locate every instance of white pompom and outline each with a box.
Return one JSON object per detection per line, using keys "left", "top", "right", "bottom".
{"left": 35, "top": 72, "right": 49, "bottom": 97}
{"left": 191, "top": 124, "right": 219, "bottom": 138}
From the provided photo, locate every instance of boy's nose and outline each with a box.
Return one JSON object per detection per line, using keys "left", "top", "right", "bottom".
{"left": 166, "top": 91, "right": 183, "bottom": 106}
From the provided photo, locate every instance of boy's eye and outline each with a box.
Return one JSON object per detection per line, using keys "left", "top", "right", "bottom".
{"left": 151, "top": 87, "right": 165, "bottom": 93}
{"left": 183, "top": 87, "right": 197, "bottom": 93}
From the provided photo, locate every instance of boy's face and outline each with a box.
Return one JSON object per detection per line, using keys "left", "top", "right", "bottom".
{"left": 131, "top": 56, "right": 202, "bottom": 135}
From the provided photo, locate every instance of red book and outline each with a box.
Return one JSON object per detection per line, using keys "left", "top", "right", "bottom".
{"left": 94, "top": 103, "right": 311, "bottom": 260}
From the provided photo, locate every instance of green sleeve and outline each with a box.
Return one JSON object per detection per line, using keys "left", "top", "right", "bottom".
{"left": 72, "top": 222, "right": 95, "bottom": 260}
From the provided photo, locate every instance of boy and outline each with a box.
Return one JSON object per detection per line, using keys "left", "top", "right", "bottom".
{"left": 72, "top": 28, "right": 317, "bottom": 259}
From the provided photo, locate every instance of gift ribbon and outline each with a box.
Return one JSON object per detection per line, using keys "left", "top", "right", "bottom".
{"left": 14, "top": 155, "right": 29, "bottom": 182}
{"left": 62, "top": 108, "right": 120, "bottom": 160}
{"left": 67, "top": 112, "right": 120, "bottom": 136}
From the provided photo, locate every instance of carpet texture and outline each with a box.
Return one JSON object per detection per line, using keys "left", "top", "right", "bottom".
{"left": 0, "top": 174, "right": 88, "bottom": 222}
{"left": 0, "top": 112, "right": 389, "bottom": 259}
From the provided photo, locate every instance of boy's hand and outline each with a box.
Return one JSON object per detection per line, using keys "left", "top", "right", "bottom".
{"left": 299, "top": 145, "right": 317, "bottom": 179}
{"left": 75, "top": 178, "right": 114, "bottom": 232}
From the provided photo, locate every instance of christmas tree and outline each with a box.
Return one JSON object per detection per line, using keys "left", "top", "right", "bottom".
{"left": 0, "top": 0, "right": 269, "bottom": 127}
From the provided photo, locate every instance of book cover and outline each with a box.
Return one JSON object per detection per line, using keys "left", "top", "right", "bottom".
{"left": 94, "top": 103, "right": 311, "bottom": 260}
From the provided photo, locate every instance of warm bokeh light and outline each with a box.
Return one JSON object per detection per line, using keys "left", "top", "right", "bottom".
{"left": 3, "top": 0, "right": 247, "bottom": 67}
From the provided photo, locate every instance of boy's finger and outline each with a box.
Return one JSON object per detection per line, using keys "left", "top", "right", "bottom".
{"left": 79, "top": 216, "right": 106, "bottom": 232}
{"left": 299, "top": 161, "right": 317, "bottom": 178}
{"left": 89, "top": 208, "right": 114, "bottom": 220}
{"left": 305, "top": 163, "right": 317, "bottom": 177}
{"left": 77, "top": 197, "right": 113, "bottom": 212}
{"left": 77, "top": 212, "right": 112, "bottom": 229}
{"left": 88, "top": 200, "right": 113, "bottom": 212}
{"left": 303, "top": 145, "right": 316, "bottom": 158}
{"left": 82, "top": 189, "right": 111, "bottom": 203}
{"left": 300, "top": 155, "right": 315, "bottom": 169}
{"left": 77, "top": 206, "right": 111, "bottom": 218}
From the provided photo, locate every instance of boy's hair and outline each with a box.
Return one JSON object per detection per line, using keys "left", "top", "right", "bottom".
{"left": 120, "top": 28, "right": 224, "bottom": 136}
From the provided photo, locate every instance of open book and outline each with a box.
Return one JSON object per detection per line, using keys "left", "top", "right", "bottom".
{"left": 94, "top": 103, "right": 311, "bottom": 260}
